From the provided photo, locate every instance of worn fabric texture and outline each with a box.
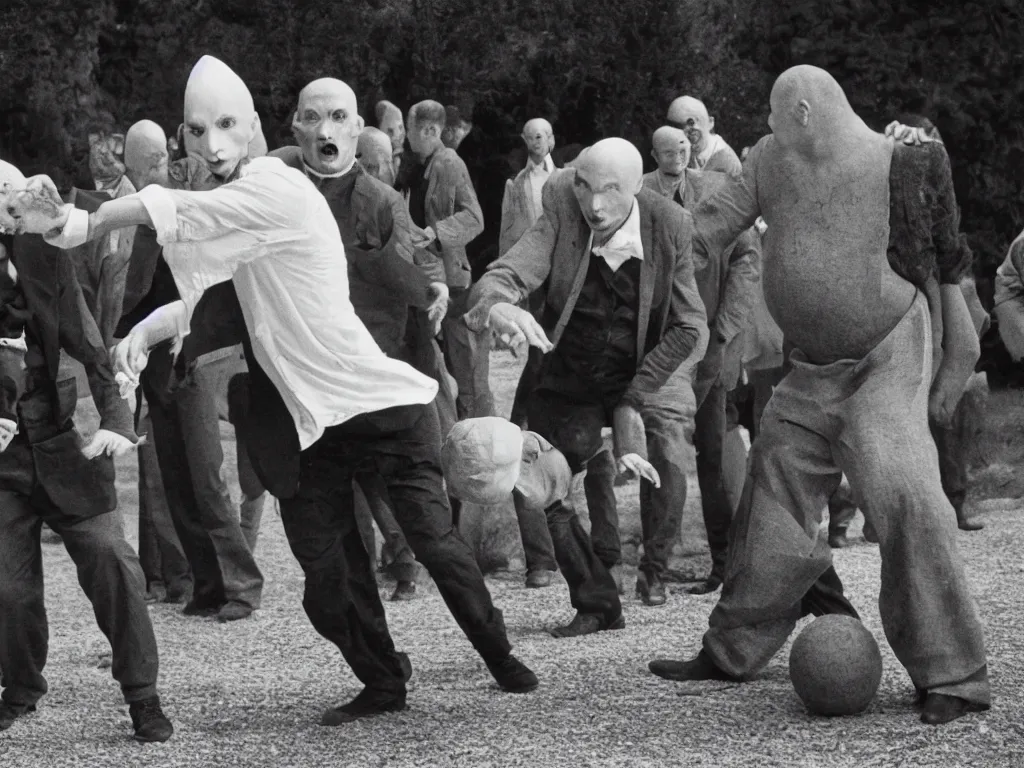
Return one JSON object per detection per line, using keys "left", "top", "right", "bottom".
{"left": 703, "top": 294, "right": 989, "bottom": 706}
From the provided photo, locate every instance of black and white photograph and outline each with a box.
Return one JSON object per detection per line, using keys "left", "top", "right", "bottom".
{"left": 0, "top": 0, "right": 1020, "bottom": 765}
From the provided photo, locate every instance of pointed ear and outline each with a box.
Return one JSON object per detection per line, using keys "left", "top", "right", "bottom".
{"left": 708, "top": 116, "right": 716, "bottom": 132}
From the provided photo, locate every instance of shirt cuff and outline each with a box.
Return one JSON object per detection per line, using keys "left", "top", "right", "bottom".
{"left": 137, "top": 184, "right": 180, "bottom": 245}
{"left": 44, "top": 207, "right": 89, "bottom": 249}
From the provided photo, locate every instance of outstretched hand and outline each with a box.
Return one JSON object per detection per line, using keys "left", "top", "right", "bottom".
{"left": 426, "top": 282, "right": 450, "bottom": 336}
{"left": 617, "top": 453, "right": 661, "bottom": 488}
{"left": 82, "top": 429, "right": 137, "bottom": 459}
{"left": 488, "top": 302, "right": 553, "bottom": 357}
{"left": 0, "top": 175, "right": 72, "bottom": 235}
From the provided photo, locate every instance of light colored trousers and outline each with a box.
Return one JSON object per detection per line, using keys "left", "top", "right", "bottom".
{"left": 704, "top": 294, "right": 989, "bottom": 706}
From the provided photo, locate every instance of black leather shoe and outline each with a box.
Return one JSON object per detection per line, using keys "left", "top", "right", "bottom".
{"left": 525, "top": 569, "right": 554, "bottom": 589}
{"left": 648, "top": 650, "right": 736, "bottom": 682}
{"left": 636, "top": 572, "right": 667, "bottom": 606}
{"left": 320, "top": 687, "right": 407, "bottom": 726}
{"left": 129, "top": 696, "right": 174, "bottom": 743}
{"left": 920, "top": 693, "right": 989, "bottom": 725}
{"left": 390, "top": 581, "right": 417, "bottom": 601}
{"left": 217, "top": 602, "right": 253, "bottom": 623}
{"left": 486, "top": 654, "right": 539, "bottom": 693}
{"left": 549, "top": 612, "right": 625, "bottom": 639}
{"left": 182, "top": 599, "right": 222, "bottom": 617}
{"left": 682, "top": 576, "right": 723, "bottom": 595}
{"left": 828, "top": 531, "right": 852, "bottom": 548}
{"left": 0, "top": 702, "right": 35, "bottom": 731}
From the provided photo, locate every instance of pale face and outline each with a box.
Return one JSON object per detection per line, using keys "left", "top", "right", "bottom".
{"left": 406, "top": 118, "right": 436, "bottom": 157}
{"left": 652, "top": 136, "right": 691, "bottom": 176}
{"left": 522, "top": 125, "right": 553, "bottom": 162}
{"left": 292, "top": 90, "right": 362, "bottom": 175}
{"left": 669, "top": 108, "right": 712, "bottom": 155}
{"left": 572, "top": 164, "right": 636, "bottom": 239}
{"left": 380, "top": 113, "right": 406, "bottom": 152}
{"left": 184, "top": 91, "right": 254, "bottom": 178}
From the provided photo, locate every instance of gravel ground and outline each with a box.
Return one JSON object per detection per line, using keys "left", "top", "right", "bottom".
{"left": 1, "top": 353, "right": 1023, "bottom": 767}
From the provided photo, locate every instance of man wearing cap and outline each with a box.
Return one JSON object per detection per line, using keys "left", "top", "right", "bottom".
{"left": 667, "top": 96, "right": 742, "bottom": 176}
{"left": 465, "top": 138, "right": 709, "bottom": 637}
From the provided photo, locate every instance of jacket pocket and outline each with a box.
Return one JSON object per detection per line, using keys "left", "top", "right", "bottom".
{"left": 32, "top": 428, "right": 116, "bottom": 520}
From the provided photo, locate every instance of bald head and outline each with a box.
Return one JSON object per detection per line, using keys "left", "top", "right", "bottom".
{"left": 124, "top": 120, "right": 169, "bottom": 190}
{"left": 572, "top": 138, "right": 643, "bottom": 239}
{"left": 357, "top": 127, "right": 396, "bottom": 185}
{"left": 651, "top": 126, "right": 690, "bottom": 177}
{"left": 521, "top": 118, "right": 555, "bottom": 163}
{"left": 768, "top": 65, "right": 864, "bottom": 155}
{"left": 376, "top": 100, "right": 405, "bottom": 154}
{"left": 667, "top": 95, "right": 713, "bottom": 156}
{"left": 291, "top": 77, "right": 363, "bottom": 175}
{"left": 183, "top": 56, "right": 257, "bottom": 178}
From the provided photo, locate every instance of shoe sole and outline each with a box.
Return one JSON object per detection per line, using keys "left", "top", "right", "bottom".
{"left": 134, "top": 731, "right": 173, "bottom": 743}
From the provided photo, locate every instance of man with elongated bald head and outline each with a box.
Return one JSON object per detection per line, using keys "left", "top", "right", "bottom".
{"left": 667, "top": 96, "right": 741, "bottom": 175}
{"left": 647, "top": 65, "right": 990, "bottom": 726}
{"left": 466, "top": 137, "right": 709, "bottom": 637}
{"left": 17, "top": 60, "right": 539, "bottom": 724}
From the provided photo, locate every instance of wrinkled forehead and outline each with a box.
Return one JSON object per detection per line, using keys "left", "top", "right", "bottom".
{"left": 298, "top": 81, "right": 357, "bottom": 116}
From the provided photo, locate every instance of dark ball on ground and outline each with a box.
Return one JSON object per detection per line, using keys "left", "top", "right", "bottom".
{"left": 789, "top": 615, "right": 883, "bottom": 716}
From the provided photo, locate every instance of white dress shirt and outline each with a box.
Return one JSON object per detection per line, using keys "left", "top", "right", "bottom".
{"left": 525, "top": 154, "right": 554, "bottom": 222}
{"left": 591, "top": 200, "right": 644, "bottom": 272}
{"left": 135, "top": 156, "right": 438, "bottom": 450}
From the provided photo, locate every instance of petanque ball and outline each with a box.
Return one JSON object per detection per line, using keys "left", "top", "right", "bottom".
{"left": 789, "top": 615, "right": 883, "bottom": 716}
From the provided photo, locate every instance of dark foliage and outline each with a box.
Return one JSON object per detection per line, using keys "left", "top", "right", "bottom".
{"left": 1, "top": 0, "right": 1021, "bottom": 363}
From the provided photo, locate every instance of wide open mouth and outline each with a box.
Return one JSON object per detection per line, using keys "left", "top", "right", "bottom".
{"left": 319, "top": 142, "right": 339, "bottom": 159}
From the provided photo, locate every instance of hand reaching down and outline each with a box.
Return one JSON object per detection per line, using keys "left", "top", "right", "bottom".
{"left": 617, "top": 453, "right": 661, "bottom": 488}
{"left": 82, "top": 429, "right": 138, "bottom": 459}
{"left": 426, "top": 282, "right": 450, "bottom": 336}
{"left": 488, "top": 302, "right": 553, "bottom": 356}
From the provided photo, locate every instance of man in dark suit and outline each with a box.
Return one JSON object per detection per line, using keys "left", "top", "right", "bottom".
{"left": 465, "top": 138, "right": 709, "bottom": 637}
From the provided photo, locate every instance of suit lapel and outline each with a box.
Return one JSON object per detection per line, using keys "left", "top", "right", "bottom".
{"left": 550, "top": 216, "right": 592, "bottom": 348}
{"left": 636, "top": 200, "right": 655, "bottom": 363}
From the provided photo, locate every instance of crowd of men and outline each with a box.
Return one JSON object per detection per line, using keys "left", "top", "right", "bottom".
{"left": 0, "top": 54, "right": 1005, "bottom": 744}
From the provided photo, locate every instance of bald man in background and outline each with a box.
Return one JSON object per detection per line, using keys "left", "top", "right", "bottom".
{"left": 121, "top": 121, "right": 192, "bottom": 604}
{"left": 466, "top": 138, "right": 708, "bottom": 637}
{"left": 667, "top": 96, "right": 742, "bottom": 176}
{"left": 648, "top": 66, "right": 989, "bottom": 726}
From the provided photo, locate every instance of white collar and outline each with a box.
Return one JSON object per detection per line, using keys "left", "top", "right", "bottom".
{"left": 302, "top": 157, "right": 357, "bottom": 180}
{"left": 696, "top": 133, "right": 725, "bottom": 166}
{"left": 526, "top": 154, "right": 554, "bottom": 174}
{"left": 591, "top": 200, "right": 643, "bottom": 270}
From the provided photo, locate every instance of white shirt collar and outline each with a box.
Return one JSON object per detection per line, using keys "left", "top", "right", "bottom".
{"left": 302, "top": 157, "right": 357, "bottom": 180}
{"left": 696, "top": 133, "right": 725, "bottom": 167}
{"left": 526, "top": 154, "right": 554, "bottom": 174}
{"left": 591, "top": 200, "right": 643, "bottom": 272}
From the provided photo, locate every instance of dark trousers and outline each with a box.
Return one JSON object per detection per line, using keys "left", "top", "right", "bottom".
{"left": 559, "top": 371, "right": 695, "bottom": 580}
{"left": 520, "top": 388, "right": 624, "bottom": 621}
{"left": 353, "top": 473, "right": 419, "bottom": 583}
{"left": 442, "top": 288, "right": 495, "bottom": 420}
{"left": 137, "top": 401, "right": 191, "bottom": 595}
{"left": 0, "top": 493, "right": 159, "bottom": 706}
{"left": 279, "top": 403, "right": 511, "bottom": 693}
{"left": 693, "top": 381, "right": 734, "bottom": 579}
{"left": 143, "top": 364, "right": 263, "bottom": 611}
